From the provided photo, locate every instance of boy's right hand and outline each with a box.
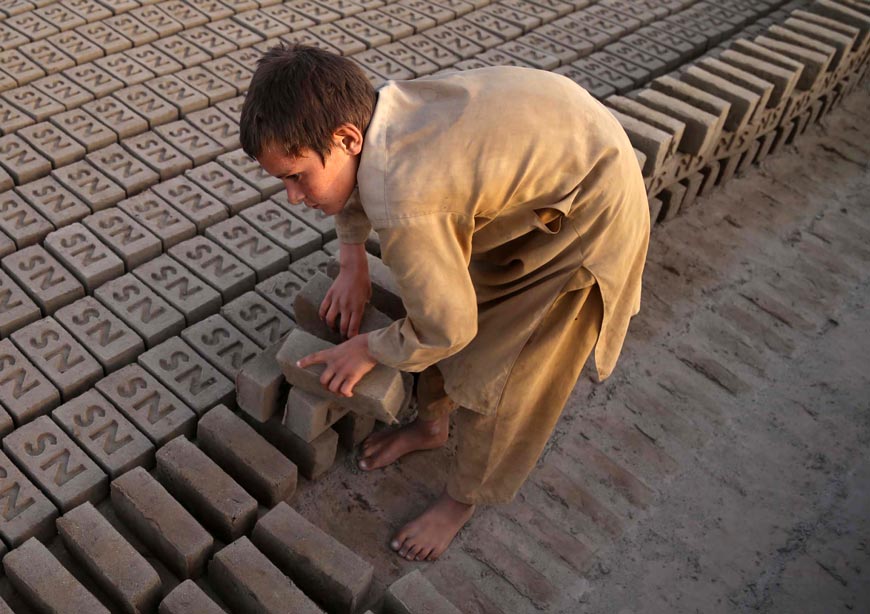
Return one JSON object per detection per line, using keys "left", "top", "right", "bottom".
{"left": 320, "top": 242, "right": 371, "bottom": 338}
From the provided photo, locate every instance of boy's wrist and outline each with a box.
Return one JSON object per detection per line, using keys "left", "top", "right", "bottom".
{"left": 339, "top": 241, "right": 369, "bottom": 272}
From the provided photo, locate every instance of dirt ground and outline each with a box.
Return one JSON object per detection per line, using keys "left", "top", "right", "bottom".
{"left": 290, "top": 81, "right": 870, "bottom": 613}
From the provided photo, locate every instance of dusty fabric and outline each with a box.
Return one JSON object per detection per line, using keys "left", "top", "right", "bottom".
{"left": 336, "top": 66, "right": 649, "bottom": 416}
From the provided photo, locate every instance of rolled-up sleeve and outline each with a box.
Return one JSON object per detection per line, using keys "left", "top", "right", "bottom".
{"left": 335, "top": 189, "right": 373, "bottom": 244}
{"left": 367, "top": 212, "right": 477, "bottom": 372}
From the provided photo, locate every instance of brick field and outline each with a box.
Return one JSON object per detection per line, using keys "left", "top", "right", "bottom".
{"left": 0, "top": 0, "right": 867, "bottom": 612}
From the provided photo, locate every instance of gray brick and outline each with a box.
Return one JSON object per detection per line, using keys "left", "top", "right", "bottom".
{"left": 210, "top": 537, "right": 323, "bottom": 614}
{"left": 385, "top": 570, "right": 462, "bottom": 614}
{"left": 205, "top": 217, "right": 289, "bottom": 281}
{"left": 334, "top": 412, "right": 376, "bottom": 450}
{"left": 111, "top": 466, "right": 213, "bottom": 580}
{"left": 0, "top": 191, "right": 52, "bottom": 249}
{"left": 83, "top": 208, "right": 162, "bottom": 270}
{"left": 283, "top": 387, "right": 348, "bottom": 442}
{"left": 290, "top": 250, "right": 331, "bottom": 281}
{"left": 118, "top": 191, "right": 197, "bottom": 250}
{"left": 159, "top": 580, "right": 225, "bottom": 614}
{"left": 235, "top": 336, "right": 288, "bottom": 423}
{"left": 680, "top": 66, "right": 761, "bottom": 133}
{"left": 56, "top": 295, "right": 141, "bottom": 371}
{"left": 377, "top": 41, "right": 439, "bottom": 76}
{"left": 0, "top": 134, "right": 51, "bottom": 185}
{"left": 0, "top": 338, "right": 59, "bottom": 426}
{"left": 176, "top": 66, "right": 236, "bottom": 106}
{"left": 156, "top": 435, "right": 257, "bottom": 542}
{"left": 57, "top": 501, "right": 162, "bottom": 614}
{"left": 139, "top": 336, "right": 234, "bottom": 415}
{"left": 633, "top": 89, "right": 725, "bottom": 157}
{"left": 0, "top": 269, "right": 40, "bottom": 337}
{"left": 254, "top": 416, "right": 338, "bottom": 480}
{"left": 0, "top": 447, "right": 57, "bottom": 547}
{"left": 274, "top": 193, "right": 337, "bottom": 243}
{"left": 217, "top": 148, "right": 283, "bottom": 198}
{"left": 122, "top": 132, "right": 192, "bottom": 181}
{"left": 310, "top": 23, "right": 368, "bottom": 55}
{"left": 3, "top": 415, "right": 107, "bottom": 512}
{"left": 82, "top": 97, "right": 148, "bottom": 141}
{"left": 2, "top": 245, "right": 83, "bottom": 314}
{"left": 256, "top": 270, "right": 306, "bottom": 319}
{"left": 252, "top": 502, "right": 373, "bottom": 614}
{"left": 147, "top": 75, "right": 210, "bottom": 115}
{"left": 198, "top": 404, "right": 297, "bottom": 506}
{"left": 182, "top": 314, "right": 260, "bottom": 380}
{"left": 96, "top": 364, "right": 196, "bottom": 445}
{"left": 44, "top": 223, "right": 125, "bottom": 293}
{"left": 12, "top": 316, "right": 103, "bottom": 401}
{"left": 222, "top": 291, "right": 294, "bottom": 349}
{"left": 16, "top": 175, "right": 91, "bottom": 229}
{"left": 241, "top": 201, "right": 322, "bottom": 259}
{"left": 186, "top": 161, "right": 261, "bottom": 215}
{"left": 133, "top": 254, "right": 222, "bottom": 325}
{"left": 185, "top": 105, "right": 240, "bottom": 154}
{"left": 52, "top": 160, "right": 126, "bottom": 211}
{"left": 152, "top": 176, "right": 228, "bottom": 232}
{"left": 155, "top": 119, "right": 223, "bottom": 167}
{"left": 95, "top": 273, "right": 186, "bottom": 348}
{"left": 4, "top": 538, "right": 109, "bottom": 614}
{"left": 95, "top": 54, "right": 155, "bottom": 87}
{"left": 125, "top": 44, "right": 183, "bottom": 77}
{"left": 114, "top": 84, "right": 180, "bottom": 129}
{"left": 169, "top": 236, "right": 256, "bottom": 303}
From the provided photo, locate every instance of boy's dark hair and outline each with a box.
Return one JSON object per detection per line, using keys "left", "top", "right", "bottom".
{"left": 240, "top": 44, "right": 376, "bottom": 161}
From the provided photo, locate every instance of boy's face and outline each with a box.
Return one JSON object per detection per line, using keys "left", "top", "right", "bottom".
{"left": 257, "top": 126, "right": 362, "bottom": 217}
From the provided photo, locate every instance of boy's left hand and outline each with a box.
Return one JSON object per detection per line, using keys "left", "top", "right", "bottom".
{"left": 296, "top": 333, "right": 377, "bottom": 397}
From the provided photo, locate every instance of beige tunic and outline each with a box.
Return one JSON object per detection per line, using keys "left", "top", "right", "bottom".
{"left": 336, "top": 66, "right": 649, "bottom": 416}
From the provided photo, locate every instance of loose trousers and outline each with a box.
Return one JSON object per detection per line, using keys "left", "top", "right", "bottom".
{"left": 417, "top": 271, "right": 603, "bottom": 505}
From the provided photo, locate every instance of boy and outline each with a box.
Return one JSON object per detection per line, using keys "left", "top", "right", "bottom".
{"left": 240, "top": 45, "right": 649, "bottom": 562}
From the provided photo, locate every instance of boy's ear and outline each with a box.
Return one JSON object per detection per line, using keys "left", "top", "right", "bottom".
{"left": 334, "top": 123, "right": 364, "bottom": 156}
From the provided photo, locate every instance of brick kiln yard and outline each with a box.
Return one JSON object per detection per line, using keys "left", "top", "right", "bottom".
{"left": 0, "top": 0, "right": 867, "bottom": 613}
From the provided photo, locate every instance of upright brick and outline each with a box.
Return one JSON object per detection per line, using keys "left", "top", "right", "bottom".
{"left": 0, "top": 449, "right": 57, "bottom": 548}
{"left": 156, "top": 435, "right": 258, "bottom": 542}
{"left": 111, "top": 466, "right": 214, "bottom": 579}
{"left": 52, "top": 389, "right": 153, "bottom": 479}
{"left": 198, "top": 405, "right": 297, "bottom": 506}
{"left": 253, "top": 502, "right": 372, "bottom": 613}
{"left": 283, "top": 387, "right": 349, "bottom": 443}
{"left": 235, "top": 337, "right": 288, "bottom": 423}
{"left": 57, "top": 502, "right": 162, "bottom": 614}
{"left": 209, "top": 537, "right": 324, "bottom": 614}
{"left": 4, "top": 537, "right": 110, "bottom": 614}
{"left": 680, "top": 66, "right": 761, "bottom": 133}
{"left": 254, "top": 416, "right": 338, "bottom": 481}
{"left": 181, "top": 314, "right": 260, "bottom": 380}
{"left": 159, "top": 580, "right": 226, "bottom": 614}
{"left": 3, "top": 416, "right": 107, "bottom": 512}
{"left": 334, "top": 412, "right": 376, "bottom": 451}
{"left": 133, "top": 254, "right": 222, "bottom": 325}
{"left": 169, "top": 236, "right": 256, "bottom": 303}
{"left": 384, "top": 570, "right": 462, "bottom": 614}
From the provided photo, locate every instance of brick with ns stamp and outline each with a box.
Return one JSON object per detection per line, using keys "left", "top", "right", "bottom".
{"left": 205, "top": 217, "right": 289, "bottom": 281}
{"left": 122, "top": 132, "right": 192, "bottom": 182}
{"left": 54, "top": 296, "right": 144, "bottom": 374}
{"left": 233, "top": 9, "right": 289, "bottom": 38}
{"left": 0, "top": 191, "right": 53, "bottom": 248}
{"left": 125, "top": 44, "right": 183, "bottom": 77}
{"left": 0, "top": 98, "right": 34, "bottom": 137}
{"left": 0, "top": 134, "right": 51, "bottom": 185}
{"left": 18, "top": 41, "right": 74, "bottom": 76}
{"left": 0, "top": 269, "right": 40, "bottom": 337}
{"left": 81, "top": 97, "right": 148, "bottom": 141}
{"left": 201, "top": 57, "right": 251, "bottom": 96}
{"left": 182, "top": 314, "right": 260, "bottom": 379}
{"left": 289, "top": 250, "right": 331, "bottom": 281}
{"left": 103, "top": 13, "right": 159, "bottom": 46}
{"left": 118, "top": 191, "right": 196, "bottom": 250}
{"left": 5, "top": 12, "right": 59, "bottom": 42}
{"left": 94, "top": 55, "right": 154, "bottom": 89}
{"left": 217, "top": 148, "right": 283, "bottom": 198}
{"left": 133, "top": 254, "right": 222, "bottom": 325}
{"left": 152, "top": 35, "right": 212, "bottom": 69}
{"left": 0, "top": 448, "right": 58, "bottom": 548}
{"left": 151, "top": 176, "right": 228, "bottom": 232}
{"left": 46, "top": 31, "right": 102, "bottom": 65}
{"left": 222, "top": 291, "right": 294, "bottom": 349}
{"left": 185, "top": 106, "right": 239, "bottom": 154}
{"left": 96, "top": 363, "right": 196, "bottom": 445}
{"left": 145, "top": 75, "right": 209, "bottom": 115}
{"left": 205, "top": 19, "right": 262, "bottom": 49}
{"left": 18, "top": 122, "right": 85, "bottom": 170}
{"left": 0, "top": 338, "right": 60, "bottom": 426}
{"left": 139, "top": 336, "right": 234, "bottom": 415}
{"left": 255, "top": 271, "right": 306, "bottom": 319}
{"left": 2, "top": 246, "right": 84, "bottom": 315}
{"left": 83, "top": 208, "right": 161, "bottom": 270}
{"left": 130, "top": 4, "right": 184, "bottom": 38}
{"left": 44, "top": 223, "right": 124, "bottom": 293}
{"left": 30, "top": 75, "right": 93, "bottom": 115}
{"left": 63, "top": 63, "right": 124, "bottom": 99}
{"left": 86, "top": 143, "right": 160, "bottom": 197}
{"left": 186, "top": 161, "right": 261, "bottom": 214}
{"left": 2, "top": 415, "right": 107, "bottom": 512}
{"left": 94, "top": 273, "right": 185, "bottom": 348}
{"left": 154, "top": 119, "right": 223, "bottom": 166}
{"left": 52, "top": 160, "right": 126, "bottom": 211}
{"left": 422, "top": 25, "right": 483, "bottom": 59}
{"left": 73, "top": 22, "right": 130, "bottom": 55}
{"left": 179, "top": 26, "right": 238, "bottom": 59}
{"left": 241, "top": 200, "right": 321, "bottom": 260}
{"left": 169, "top": 236, "right": 256, "bottom": 303}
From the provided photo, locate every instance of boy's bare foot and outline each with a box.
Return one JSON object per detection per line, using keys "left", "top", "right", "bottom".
{"left": 357, "top": 413, "right": 449, "bottom": 471}
{"left": 391, "top": 492, "right": 475, "bottom": 561}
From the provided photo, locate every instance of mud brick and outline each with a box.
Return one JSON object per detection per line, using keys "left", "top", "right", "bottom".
{"left": 386, "top": 570, "right": 461, "bottom": 614}
{"left": 55, "top": 296, "right": 143, "bottom": 374}
{"left": 517, "top": 30, "right": 581, "bottom": 63}
{"left": 719, "top": 49, "right": 800, "bottom": 107}
{"left": 156, "top": 435, "right": 257, "bottom": 541}
{"left": 0, "top": 270, "right": 40, "bottom": 336}
{"left": 118, "top": 191, "right": 196, "bottom": 250}
{"left": 286, "top": 0, "right": 342, "bottom": 24}
{"left": 35, "top": 76, "right": 95, "bottom": 115}
{"left": 638, "top": 25, "right": 700, "bottom": 64}
{"left": 649, "top": 74, "right": 732, "bottom": 138}
{"left": 234, "top": 9, "right": 291, "bottom": 38}
{"left": 606, "top": 38, "right": 669, "bottom": 77}
{"left": 174, "top": 67, "right": 235, "bottom": 108}
{"left": 256, "top": 271, "right": 306, "bottom": 318}
{"left": 111, "top": 466, "right": 213, "bottom": 579}
{"left": 160, "top": 0, "right": 208, "bottom": 28}
{"left": 697, "top": 57, "right": 776, "bottom": 118}
{"left": 129, "top": 4, "right": 184, "bottom": 38}
{"left": 52, "top": 389, "right": 152, "bottom": 479}
{"left": 326, "top": 252, "right": 405, "bottom": 319}
{"left": 295, "top": 271, "right": 393, "bottom": 344}
{"left": 590, "top": 50, "right": 651, "bottom": 86}
{"left": 261, "top": 6, "right": 315, "bottom": 33}
{"left": 484, "top": 3, "right": 548, "bottom": 31}
{"left": 5, "top": 12, "right": 58, "bottom": 41}
{"left": 83, "top": 208, "right": 161, "bottom": 270}
{"left": 181, "top": 314, "right": 259, "bottom": 379}
{"left": 206, "top": 218, "right": 289, "bottom": 281}
{"left": 152, "top": 176, "right": 228, "bottom": 231}
{"left": 201, "top": 57, "right": 252, "bottom": 95}
{"left": 552, "top": 15, "right": 620, "bottom": 50}
{"left": 95, "top": 273, "right": 185, "bottom": 348}
{"left": 420, "top": 25, "right": 482, "bottom": 59}
{"left": 290, "top": 250, "right": 333, "bottom": 282}
{"left": 498, "top": 40, "right": 561, "bottom": 69}
{"left": 633, "top": 89, "right": 724, "bottom": 156}
{"left": 154, "top": 120, "right": 223, "bottom": 167}
{"left": 0, "top": 338, "right": 59, "bottom": 425}
{"left": 82, "top": 97, "right": 148, "bottom": 141}
{"left": 43, "top": 223, "right": 123, "bottom": 293}
{"left": 160, "top": 580, "right": 226, "bottom": 614}
{"left": 218, "top": 149, "right": 283, "bottom": 197}
{"left": 170, "top": 236, "right": 256, "bottom": 302}
{"left": 35, "top": 3, "right": 85, "bottom": 31}
{"left": 123, "top": 133, "right": 191, "bottom": 183}
{"left": 278, "top": 329, "right": 405, "bottom": 423}
{"left": 0, "top": 448, "right": 57, "bottom": 546}
{"left": 657, "top": 180, "right": 686, "bottom": 221}
{"left": 96, "top": 363, "right": 195, "bottom": 445}
{"left": 4, "top": 538, "right": 109, "bottom": 613}
{"left": 680, "top": 66, "right": 760, "bottom": 133}
{"left": 18, "top": 124, "right": 83, "bottom": 171}
{"left": 87, "top": 144, "right": 160, "bottom": 198}
{"left": 0, "top": 49, "right": 44, "bottom": 87}
{"left": 647, "top": 194, "right": 663, "bottom": 224}
{"left": 3, "top": 415, "right": 107, "bottom": 510}
{"left": 753, "top": 36, "right": 832, "bottom": 91}
{"left": 202, "top": 20, "right": 260, "bottom": 51}
{"left": 766, "top": 25, "right": 841, "bottom": 71}
{"left": 235, "top": 336, "right": 287, "bottom": 422}
{"left": 3, "top": 86, "right": 64, "bottom": 125}
{"left": 125, "top": 44, "right": 184, "bottom": 77}
{"left": 253, "top": 502, "right": 371, "bottom": 612}
{"left": 377, "top": 41, "right": 438, "bottom": 76}
{"left": 279, "top": 29, "right": 341, "bottom": 53}
{"left": 146, "top": 75, "right": 209, "bottom": 115}
{"left": 283, "top": 387, "right": 348, "bottom": 442}
{"left": 784, "top": 17, "right": 855, "bottom": 67}
{"left": 66, "top": 0, "right": 113, "bottom": 21}
{"left": 380, "top": 3, "right": 438, "bottom": 31}
{"left": 94, "top": 55, "right": 154, "bottom": 90}
{"left": 19, "top": 41, "right": 74, "bottom": 76}
{"left": 809, "top": 0, "right": 870, "bottom": 46}
{"left": 605, "top": 108, "right": 671, "bottom": 176}
{"left": 186, "top": 106, "right": 240, "bottom": 154}
{"left": 454, "top": 58, "right": 491, "bottom": 70}
{"left": 134, "top": 254, "right": 222, "bottom": 325}
{"left": 47, "top": 30, "right": 102, "bottom": 65}
{"left": 222, "top": 291, "right": 294, "bottom": 349}
{"left": 304, "top": 23, "right": 364, "bottom": 55}
{"left": 210, "top": 537, "right": 323, "bottom": 614}
{"left": 104, "top": 14, "right": 158, "bottom": 46}
{"left": 606, "top": 96, "right": 685, "bottom": 159}
{"left": 729, "top": 39, "right": 811, "bottom": 95}
{"left": 462, "top": 10, "right": 522, "bottom": 40}
{"left": 57, "top": 501, "right": 161, "bottom": 614}
{"left": 232, "top": 44, "right": 268, "bottom": 68}
{"left": 664, "top": 13, "right": 732, "bottom": 46}
{"left": 352, "top": 48, "right": 413, "bottom": 80}
{"left": 0, "top": 21, "right": 29, "bottom": 52}
{"left": 260, "top": 415, "right": 338, "bottom": 479}
{"left": 570, "top": 56, "right": 634, "bottom": 94}
{"left": 793, "top": 9, "right": 864, "bottom": 50}
{"left": 401, "top": 33, "right": 461, "bottom": 67}
{"left": 334, "top": 412, "right": 375, "bottom": 450}
{"left": 0, "top": 135, "right": 48, "bottom": 185}
{"left": 2, "top": 245, "right": 83, "bottom": 315}
{"left": 242, "top": 202, "right": 320, "bottom": 261}
{"left": 0, "top": 98, "right": 33, "bottom": 136}
{"left": 359, "top": 9, "right": 416, "bottom": 40}
{"left": 76, "top": 22, "right": 131, "bottom": 56}
{"left": 187, "top": 161, "right": 261, "bottom": 214}
{"left": 320, "top": 0, "right": 366, "bottom": 18}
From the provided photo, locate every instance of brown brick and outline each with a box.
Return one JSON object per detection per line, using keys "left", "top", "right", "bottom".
{"left": 185, "top": 105, "right": 240, "bottom": 154}
{"left": 0, "top": 449, "right": 57, "bottom": 547}
{"left": 0, "top": 337, "right": 60, "bottom": 426}
{"left": 186, "top": 161, "right": 261, "bottom": 215}
{"left": 198, "top": 405, "right": 297, "bottom": 506}
{"left": 95, "top": 54, "right": 155, "bottom": 87}
{"left": 0, "top": 269, "right": 40, "bottom": 337}
{"left": 210, "top": 537, "right": 323, "bottom": 614}
{"left": 96, "top": 363, "right": 195, "bottom": 446}
{"left": 680, "top": 66, "right": 761, "bottom": 133}
{"left": 283, "top": 387, "right": 349, "bottom": 443}
{"left": 118, "top": 191, "right": 197, "bottom": 250}
{"left": 44, "top": 223, "right": 124, "bottom": 293}
{"left": 52, "top": 389, "right": 153, "bottom": 479}
{"left": 159, "top": 580, "right": 225, "bottom": 614}
{"left": 18, "top": 121, "right": 86, "bottom": 169}
{"left": 205, "top": 216, "right": 290, "bottom": 281}
{"left": 16, "top": 175, "right": 91, "bottom": 229}
{"left": 3, "top": 415, "right": 107, "bottom": 512}
{"left": 111, "top": 466, "right": 213, "bottom": 579}
{"left": 221, "top": 291, "right": 294, "bottom": 349}
{"left": 122, "top": 132, "right": 192, "bottom": 181}
{"left": 52, "top": 160, "right": 126, "bottom": 211}
{"left": 334, "top": 412, "right": 376, "bottom": 451}
{"left": 82, "top": 97, "right": 148, "bottom": 142}
{"left": 114, "top": 84, "right": 179, "bottom": 129}
{"left": 151, "top": 176, "right": 229, "bottom": 232}
{"left": 605, "top": 108, "right": 672, "bottom": 177}
{"left": 719, "top": 49, "right": 801, "bottom": 108}
{"left": 254, "top": 415, "right": 338, "bottom": 481}
{"left": 235, "top": 336, "right": 288, "bottom": 423}
{"left": 606, "top": 96, "right": 686, "bottom": 159}
{"left": 3, "top": 245, "right": 84, "bottom": 315}
{"left": 94, "top": 273, "right": 185, "bottom": 348}
{"left": 0, "top": 191, "right": 52, "bottom": 248}
{"left": 156, "top": 435, "right": 257, "bottom": 542}
{"left": 146, "top": 75, "right": 209, "bottom": 115}
{"left": 133, "top": 254, "right": 222, "bottom": 325}
{"left": 57, "top": 501, "right": 162, "bottom": 614}
{"left": 385, "top": 569, "right": 462, "bottom": 614}
{"left": 240, "top": 200, "right": 321, "bottom": 260}
{"left": 4, "top": 537, "right": 109, "bottom": 614}
{"left": 632, "top": 89, "right": 724, "bottom": 157}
